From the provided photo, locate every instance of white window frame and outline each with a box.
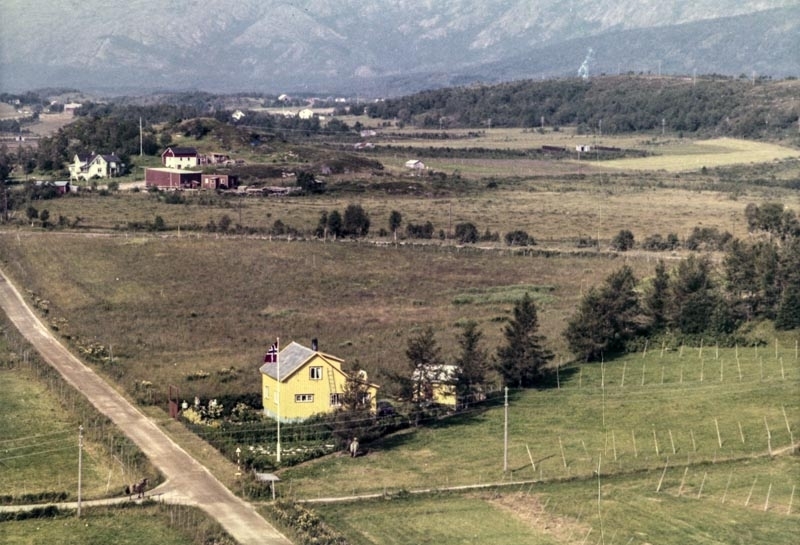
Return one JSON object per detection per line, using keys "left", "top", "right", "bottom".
{"left": 309, "top": 366, "right": 323, "bottom": 380}
{"left": 295, "top": 394, "right": 314, "bottom": 403}
{"left": 330, "top": 393, "right": 343, "bottom": 407}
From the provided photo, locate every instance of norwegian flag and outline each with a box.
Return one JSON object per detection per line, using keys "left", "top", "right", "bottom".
{"left": 263, "top": 341, "right": 279, "bottom": 363}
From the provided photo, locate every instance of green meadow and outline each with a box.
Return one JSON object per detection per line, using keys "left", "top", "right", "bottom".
{"left": 279, "top": 346, "right": 798, "bottom": 545}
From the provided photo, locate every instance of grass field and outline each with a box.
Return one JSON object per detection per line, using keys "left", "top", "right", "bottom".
{"left": 278, "top": 344, "right": 799, "bottom": 498}
{"left": 312, "top": 456, "right": 798, "bottom": 545}
{"left": 598, "top": 138, "right": 800, "bottom": 172}
{"left": 0, "top": 504, "right": 235, "bottom": 545}
{"left": 0, "top": 365, "right": 122, "bottom": 501}
{"left": 0, "top": 231, "right": 656, "bottom": 402}
{"left": 279, "top": 346, "right": 798, "bottom": 545}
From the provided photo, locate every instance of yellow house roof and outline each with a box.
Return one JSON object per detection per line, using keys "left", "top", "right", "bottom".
{"left": 258, "top": 341, "right": 344, "bottom": 382}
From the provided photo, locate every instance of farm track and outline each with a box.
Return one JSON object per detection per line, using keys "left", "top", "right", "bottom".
{"left": 0, "top": 266, "right": 291, "bottom": 545}
{"left": 1, "top": 227, "right": 693, "bottom": 263}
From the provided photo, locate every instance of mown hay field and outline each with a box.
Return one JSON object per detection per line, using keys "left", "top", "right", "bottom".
{"left": 312, "top": 456, "right": 798, "bottom": 545}
{"left": 281, "top": 346, "right": 798, "bottom": 545}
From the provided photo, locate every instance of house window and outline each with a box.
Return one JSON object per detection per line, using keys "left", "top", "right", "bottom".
{"left": 309, "top": 366, "right": 323, "bottom": 380}
{"left": 295, "top": 394, "right": 314, "bottom": 403}
{"left": 263, "top": 385, "right": 269, "bottom": 400}
{"left": 330, "top": 393, "right": 342, "bottom": 407}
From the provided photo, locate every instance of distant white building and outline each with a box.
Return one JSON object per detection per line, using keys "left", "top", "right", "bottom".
{"left": 231, "top": 110, "right": 246, "bottom": 121}
{"left": 405, "top": 159, "right": 425, "bottom": 170}
{"left": 69, "top": 153, "right": 123, "bottom": 181}
{"left": 298, "top": 109, "right": 315, "bottom": 120}
{"left": 64, "top": 102, "right": 82, "bottom": 115}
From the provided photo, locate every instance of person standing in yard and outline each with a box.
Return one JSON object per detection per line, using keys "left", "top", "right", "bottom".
{"left": 349, "top": 437, "right": 359, "bottom": 457}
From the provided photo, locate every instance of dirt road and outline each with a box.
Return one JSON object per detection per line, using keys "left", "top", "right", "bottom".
{"left": 0, "top": 268, "right": 291, "bottom": 545}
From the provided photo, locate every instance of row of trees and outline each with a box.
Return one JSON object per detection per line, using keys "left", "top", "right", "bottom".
{"left": 315, "top": 205, "right": 371, "bottom": 238}
{"left": 566, "top": 234, "right": 800, "bottom": 361}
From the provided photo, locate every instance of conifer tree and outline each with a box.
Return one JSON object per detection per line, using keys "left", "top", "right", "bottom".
{"left": 453, "top": 321, "right": 489, "bottom": 408}
{"left": 496, "top": 293, "right": 553, "bottom": 387}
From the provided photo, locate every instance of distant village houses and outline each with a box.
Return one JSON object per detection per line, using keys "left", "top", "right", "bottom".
{"left": 68, "top": 152, "right": 123, "bottom": 181}
{"left": 63, "top": 103, "right": 82, "bottom": 115}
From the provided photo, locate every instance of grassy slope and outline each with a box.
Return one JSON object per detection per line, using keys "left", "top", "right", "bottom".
{"left": 279, "top": 347, "right": 799, "bottom": 498}
{"left": 290, "top": 349, "right": 798, "bottom": 545}
{"left": 0, "top": 366, "right": 120, "bottom": 500}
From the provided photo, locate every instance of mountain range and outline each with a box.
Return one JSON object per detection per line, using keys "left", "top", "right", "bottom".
{"left": 1, "top": 0, "right": 798, "bottom": 96}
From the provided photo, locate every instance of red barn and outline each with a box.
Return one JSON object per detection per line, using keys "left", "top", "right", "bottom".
{"left": 145, "top": 167, "right": 201, "bottom": 190}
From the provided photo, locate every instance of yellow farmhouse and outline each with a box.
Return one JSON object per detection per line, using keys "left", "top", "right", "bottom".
{"left": 259, "top": 341, "right": 379, "bottom": 422}
{"left": 413, "top": 364, "right": 457, "bottom": 408}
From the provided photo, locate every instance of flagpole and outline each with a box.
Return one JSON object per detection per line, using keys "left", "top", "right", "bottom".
{"left": 276, "top": 337, "right": 281, "bottom": 463}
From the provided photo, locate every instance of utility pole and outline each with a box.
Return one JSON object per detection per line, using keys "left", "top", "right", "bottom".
{"left": 77, "top": 425, "right": 83, "bottom": 518}
{"left": 503, "top": 387, "right": 509, "bottom": 473}
{"left": 139, "top": 117, "right": 143, "bottom": 157}
{"left": 276, "top": 337, "right": 281, "bottom": 463}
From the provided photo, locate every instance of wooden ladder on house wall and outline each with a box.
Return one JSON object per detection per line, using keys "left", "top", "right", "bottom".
{"left": 327, "top": 368, "right": 338, "bottom": 404}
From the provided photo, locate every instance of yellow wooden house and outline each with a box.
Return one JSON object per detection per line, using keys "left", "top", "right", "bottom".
{"left": 413, "top": 364, "right": 457, "bottom": 408}
{"left": 259, "top": 341, "right": 379, "bottom": 423}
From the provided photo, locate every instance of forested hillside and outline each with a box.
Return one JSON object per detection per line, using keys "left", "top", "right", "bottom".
{"left": 367, "top": 76, "right": 800, "bottom": 137}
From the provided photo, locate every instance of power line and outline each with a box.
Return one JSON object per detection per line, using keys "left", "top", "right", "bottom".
{"left": 0, "top": 429, "right": 72, "bottom": 445}
{"left": 0, "top": 445, "right": 75, "bottom": 463}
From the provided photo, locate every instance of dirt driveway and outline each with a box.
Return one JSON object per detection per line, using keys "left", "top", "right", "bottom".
{"left": 0, "top": 268, "right": 291, "bottom": 545}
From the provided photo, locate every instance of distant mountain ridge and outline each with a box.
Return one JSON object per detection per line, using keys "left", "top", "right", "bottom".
{"left": 0, "top": 0, "right": 798, "bottom": 95}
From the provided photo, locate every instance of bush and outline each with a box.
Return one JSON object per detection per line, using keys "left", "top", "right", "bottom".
{"left": 504, "top": 230, "right": 534, "bottom": 246}
{"left": 685, "top": 226, "right": 732, "bottom": 251}
{"left": 454, "top": 222, "right": 478, "bottom": 243}
{"left": 642, "top": 233, "right": 680, "bottom": 251}
{"left": 611, "top": 229, "right": 635, "bottom": 251}
{"left": 406, "top": 221, "right": 434, "bottom": 239}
